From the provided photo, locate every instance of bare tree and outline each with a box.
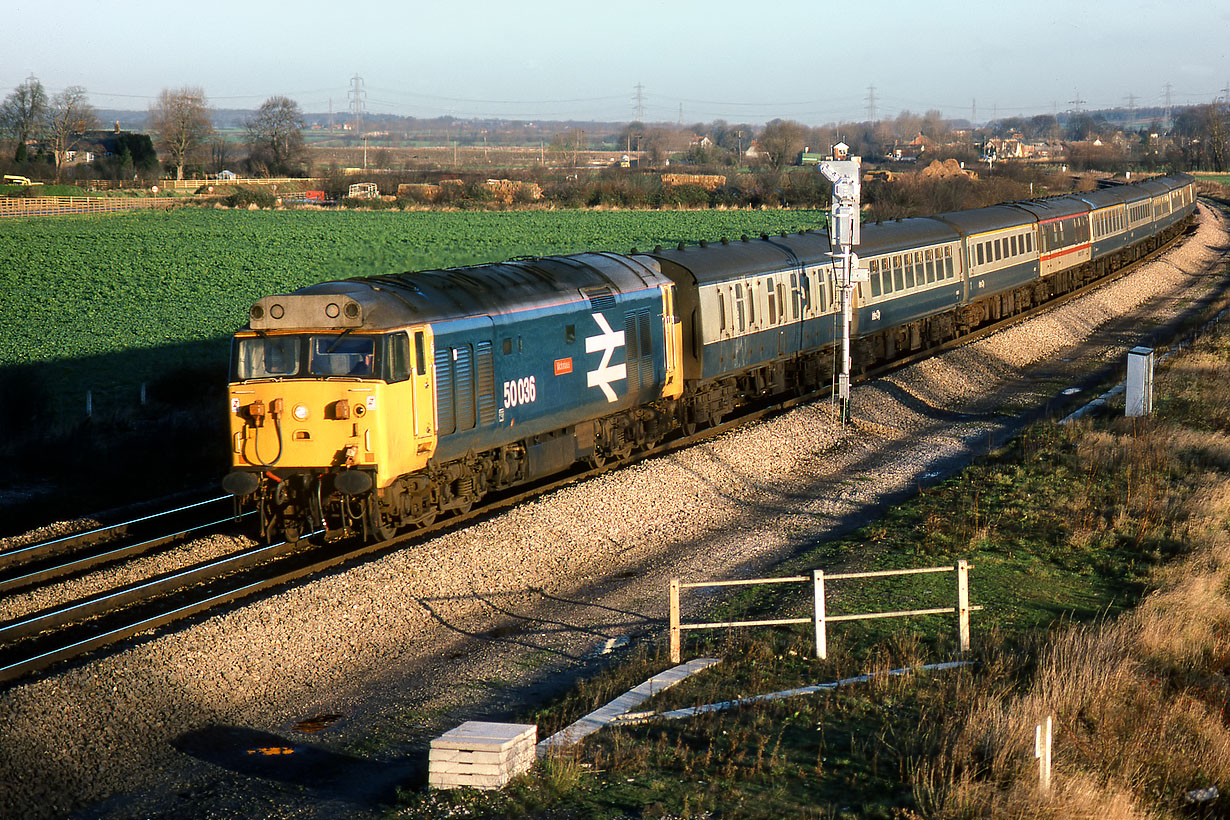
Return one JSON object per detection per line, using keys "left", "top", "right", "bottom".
{"left": 45, "top": 86, "right": 97, "bottom": 182}
{"left": 245, "top": 96, "right": 307, "bottom": 176}
{"left": 0, "top": 75, "right": 48, "bottom": 162}
{"left": 209, "top": 135, "right": 232, "bottom": 174}
{"left": 149, "top": 87, "right": 214, "bottom": 181}
{"left": 758, "top": 119, "right": 808, "bottom": 168}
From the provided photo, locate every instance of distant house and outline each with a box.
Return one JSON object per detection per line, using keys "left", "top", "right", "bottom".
{"left": 744, "top": 140, "right": 766, "bottom": 160}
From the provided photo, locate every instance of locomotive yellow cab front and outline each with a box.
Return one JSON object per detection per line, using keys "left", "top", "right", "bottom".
{"left": 223, "top": 291, "right": 437, "bottom": 541}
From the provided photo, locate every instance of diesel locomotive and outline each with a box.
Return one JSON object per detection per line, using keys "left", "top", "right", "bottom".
{"left": 222, "top": 173, "right": 1198, "bottom": 543}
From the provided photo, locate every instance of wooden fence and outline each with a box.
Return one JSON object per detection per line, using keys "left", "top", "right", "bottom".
{"left": 0, "top": 196, "right": 180, "bottom": 218}
{"left": 668, "top": 561, "right": 980, "bottom": 663}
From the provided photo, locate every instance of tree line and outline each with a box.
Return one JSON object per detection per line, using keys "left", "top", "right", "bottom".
{"left": 0, "top": 79, "right": 312, "bottom": 183}
{"left": 3, "top": 77, "right": 1229, "bottom": 184}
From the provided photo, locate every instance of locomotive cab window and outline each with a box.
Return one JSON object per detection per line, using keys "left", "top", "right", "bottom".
{"left": 414, "top": 331, "right": 426, "bottom": 375}
{"left": 384, "top": 333, "right": 411, "bottom": 383}
{"left": 311, "top": 334, "right": 376, "bottom": 377}
{"left": 233, "top": 335, "right": 301, "bottom": 380}
{"left": 234, "top": 333, "right": 380, "bottom": 380}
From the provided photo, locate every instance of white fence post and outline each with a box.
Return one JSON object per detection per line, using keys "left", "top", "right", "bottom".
{"left": 669, "top": 579, "right": 681, "bottom": 664}
{"left": 957, "top": 560, "right": 970, "bottom": 653}
{"left": 813, "top": 569, "right": 827, "bottom": 660}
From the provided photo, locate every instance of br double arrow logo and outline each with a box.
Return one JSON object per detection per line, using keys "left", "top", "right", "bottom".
{"left": 585, "top": 312, "right": 626, "bottom": 403}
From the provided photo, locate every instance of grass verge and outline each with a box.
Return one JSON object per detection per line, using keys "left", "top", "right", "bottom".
{"left": 388, "top": 308, "right": 1230, "bottom": 818}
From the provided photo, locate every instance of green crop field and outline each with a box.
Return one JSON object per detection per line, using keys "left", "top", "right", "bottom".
{"left": 0, "top": 207, "right": 827, "bottom": 420}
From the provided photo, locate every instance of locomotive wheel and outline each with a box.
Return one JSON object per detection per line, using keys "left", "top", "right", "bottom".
{"left": 367, "top": 499, "right": 399, "bottom": 542}
{"left": 587, "top": 450, "right": 607, "bottom": 469}
{"left": 680, "top": 411, "right": 700, "bottom": 437}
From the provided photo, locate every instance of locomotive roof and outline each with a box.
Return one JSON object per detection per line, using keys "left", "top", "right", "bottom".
{"left": 244, "top": 251, "right": 666, "bottom": 333}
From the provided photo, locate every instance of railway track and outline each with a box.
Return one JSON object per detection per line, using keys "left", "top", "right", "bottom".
{"left": 0, "top": 495, "right": 248, "bottom": 595}
{"left": 0, "top": 215, "right": 1201, "bottom": 687}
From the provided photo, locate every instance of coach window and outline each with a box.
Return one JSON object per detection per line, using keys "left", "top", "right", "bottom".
{"left": 869, "top": 260, "right": 881, "bottom": 297}
{"left": 735, "top": 283, "right": 746, "bottom": 332}
{"left": 747, "top": 284, "right": 756, "bottom": 327}
{"left": 976, "top": 243, "right": 985, "bottom": 266}
{"left": 718, "top": 290, "right": 727, "bottom": 333}
{"left": 767, "top": 280, "right": 777, "bottom": 324}
{"left": 893, "top": 256, "right": 905, "bottom": 291}
{"left": 944, "top": 246, "right": 954, "bottom": 278}
{"left": 902, "top": 254, "right": 914, "bottom": 289}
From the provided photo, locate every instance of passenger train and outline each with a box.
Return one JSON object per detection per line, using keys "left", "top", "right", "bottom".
{"left": 221, "top": 173, "right": 1197, "bottom": 542}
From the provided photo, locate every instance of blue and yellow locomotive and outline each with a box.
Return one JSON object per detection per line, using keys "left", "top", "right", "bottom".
{"left": 223, "top": 253, "right": 683, "bottom": 541}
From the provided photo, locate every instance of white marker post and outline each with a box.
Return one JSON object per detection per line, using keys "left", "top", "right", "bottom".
{"left": 1035, "top": 715, "right": 1052, "bottom": 794}
{"left": 818, "top": 143, "right": 863, "bottom": 423}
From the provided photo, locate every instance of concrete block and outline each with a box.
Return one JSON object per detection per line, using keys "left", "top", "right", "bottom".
{"left": 428, "top": 721, "right": 537, "bottom": 791}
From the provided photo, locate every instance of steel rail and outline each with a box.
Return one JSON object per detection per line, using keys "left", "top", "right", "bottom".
{"left": 0, "top": 511, "right": 256, "bottom": 596}
{"left": 0, "top": 495, "right": 233, "bottom": 571}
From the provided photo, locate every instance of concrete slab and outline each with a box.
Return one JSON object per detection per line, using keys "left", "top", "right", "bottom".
{"left": 536, "top": 658, "right": 720, "bottom": 756}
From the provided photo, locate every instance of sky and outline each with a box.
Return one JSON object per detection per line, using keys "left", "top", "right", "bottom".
{"left": 5, "top": 0, "right": 1228, "bottom": 126}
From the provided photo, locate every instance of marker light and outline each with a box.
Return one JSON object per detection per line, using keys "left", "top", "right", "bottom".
{"left": 293, "top": 404, "right": 310, "bottom": 421}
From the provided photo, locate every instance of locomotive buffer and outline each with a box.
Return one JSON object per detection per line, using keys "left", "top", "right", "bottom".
{"left": 818, "top": 142, "right": 865, "bottom": 423}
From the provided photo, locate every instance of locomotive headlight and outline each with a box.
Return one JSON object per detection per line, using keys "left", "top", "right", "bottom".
{"left": 293, "top": 403, "right": 310, "bottom": 421}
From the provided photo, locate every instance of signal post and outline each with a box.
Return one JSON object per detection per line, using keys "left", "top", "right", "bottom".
{"left": 818, "top": 142, "right": 864, "bottom": 423}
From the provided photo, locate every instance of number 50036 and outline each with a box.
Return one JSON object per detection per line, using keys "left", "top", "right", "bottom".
{"left": 502, "top": 376, "right": 536, "bottom": 408}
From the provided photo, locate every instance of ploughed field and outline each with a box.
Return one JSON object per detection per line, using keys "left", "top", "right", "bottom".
{"left": 0, "top": 208, "right": 826, "bottom": 420}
